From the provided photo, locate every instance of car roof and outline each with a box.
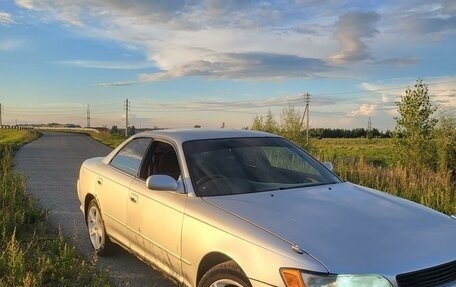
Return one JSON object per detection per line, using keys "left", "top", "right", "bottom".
{"left": 132, "top": 129, "right": 279, "bottom": 144}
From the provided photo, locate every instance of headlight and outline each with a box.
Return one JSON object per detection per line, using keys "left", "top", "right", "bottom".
{"left": 280, "top": 268, "right": 393, "bottom": 287}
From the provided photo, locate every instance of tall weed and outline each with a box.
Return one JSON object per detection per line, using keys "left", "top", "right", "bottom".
{"left": 330, "top": 156, "right": 456, "bottom": 215}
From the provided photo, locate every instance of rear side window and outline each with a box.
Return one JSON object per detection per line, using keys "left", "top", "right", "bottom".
{"left": 110, "top": 138, "right": 152, "bottom": 176}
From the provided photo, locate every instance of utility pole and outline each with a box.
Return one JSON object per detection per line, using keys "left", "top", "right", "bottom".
{"left": 306, "top": 93, "right": 310, "bottom": 145}
{"left": 0, "top": 103, "right": 2, "bottom": 127}
{"left": 86, "top": 104, "right": 91, "bottom": 128}
{"left": 300, "top": 93, "right": 311, "bottom": 145}
{"left": 125, "top": 99, "right": 129, "bottom": 137}
{"left": 367, "top": 116, "right": 372, "bottom": 139}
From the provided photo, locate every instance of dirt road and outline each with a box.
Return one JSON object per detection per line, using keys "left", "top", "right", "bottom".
{"left": 15, "top": 132, "right": 175, "bottom": 287}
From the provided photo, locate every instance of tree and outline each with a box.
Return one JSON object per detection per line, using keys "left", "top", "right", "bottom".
{"left": 435, "top": 112, "right": 456, "bottom": 175}
{"left": 252, "top": 110, "right": 278, "bottom": 134}
{"left": 279, "top": 105, "right": 307, "bottom": 147}
{"left": 393, "top": 79, "right": 438, "bottom": 169}
{"left": 111, "top": 125, "right": 119, "bottom": 135}
{"left": 251, "top": 106, "right": 308, "bottom": 148}
{"left": 128, "top": 125, "right": 136, "bottom": 136}
{"left": 251, "top": 115, "right": 264, "bottom": 131}
{"left": 263, "top": 110, "right": 278, "bottom": 133}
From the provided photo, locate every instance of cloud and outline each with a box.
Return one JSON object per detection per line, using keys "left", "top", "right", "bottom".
{"left": 0, "top": 39, "right": 24, "bottom": 51}
{"left": 428, "top": 77, "right": 456, "bottom": 109}
{"left": 13, "top": 0, "right": 335, "bottom": 81}
{"left": 389, "top": 1, "right": 456, "bottom": 36}
{"left": 97, "top": 81, "right": 136, "bottom": 87}
{"left": 15, "top": 0, "right": 85, "bottom": 26}
{"left": 441, "top": 0, "right": 456, "bottom": 14}
{"left": 330, "top": 11, "right": 380, "bottom": 64}
{"left": 350, "top": 104, "right": 377, "bottom": 117}
{"left": 15, "top": 0, "right": 35, "bottom": 10}
{"left": 0, "top": 11, "right": 14, "bottom": 25}
{"left": 360, "top": 81, "right": 407, "bottom": 97}
{"left": 139, "top": 52, "right": 329, "bottom": 81}
{"left": 402, "top": 15, "right": 456, "bottom": 34}
{"left": 360, "top": 77, "right": 456, "bottom": 115}
{"left": 372, "top": 57, "right": 419, "bottom": 66}
{"left": 11, "top": 0, "right": 453, "bottom": 85}
{"left": 57, "top": 60, "right": 155, "bottom": 70}
{"left": 382, "top": 94, "right": 390, "bottom": 103}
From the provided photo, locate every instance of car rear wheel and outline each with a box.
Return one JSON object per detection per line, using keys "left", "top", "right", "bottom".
{"left": 198, "top": 260, "right": 251, "bottom": 287}
{"left": 86, "top": 199, "right": 112, "bottom": 255}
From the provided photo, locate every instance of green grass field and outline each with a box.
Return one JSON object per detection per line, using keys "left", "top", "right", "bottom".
{"left": 310, "top": 137, "right": 394, "bottom": 166}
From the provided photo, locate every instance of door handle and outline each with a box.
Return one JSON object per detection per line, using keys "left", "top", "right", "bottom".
{"left": 130, "top": 194, "right": 138, "bottom": 203}
{"left": 97, "top": 178, "right": 103, "bottom": 185}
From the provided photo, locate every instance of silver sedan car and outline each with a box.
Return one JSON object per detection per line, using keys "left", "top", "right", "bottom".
{"left": 77, "top": 129, "right": 456, "bottom": 287}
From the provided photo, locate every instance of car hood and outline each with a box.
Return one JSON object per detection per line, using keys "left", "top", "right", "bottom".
{"left": 203, "top": 182, "right": 456, "bottom": 275}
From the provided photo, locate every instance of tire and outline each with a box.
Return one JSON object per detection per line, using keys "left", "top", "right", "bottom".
{"left": 86, "top": 199, "right": 112, "bottom": 255}
{"left": 198, "top": 260, "right": 251, "bottom": 287}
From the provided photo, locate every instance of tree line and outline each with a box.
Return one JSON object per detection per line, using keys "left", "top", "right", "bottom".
{"left": 310, "top": 127, "right": 391, "bottom": 139}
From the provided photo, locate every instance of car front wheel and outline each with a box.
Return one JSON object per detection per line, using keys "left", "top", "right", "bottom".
{"left": 86, "top": 199, "right": 112, "bottom": 255}
{"left": 198, "top": 260, "right": 251, "bottom": 287}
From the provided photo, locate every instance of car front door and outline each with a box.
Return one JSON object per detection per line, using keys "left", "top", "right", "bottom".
{"left": 127, "top": 141, "right": 187, "bottom": 280}
{"left": 99, "top": 137, "right": 152, "bottom": 247}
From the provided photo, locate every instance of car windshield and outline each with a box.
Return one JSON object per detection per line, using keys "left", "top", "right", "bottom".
{"left": 183, "top": 137, "right": 341, "bottom": 197}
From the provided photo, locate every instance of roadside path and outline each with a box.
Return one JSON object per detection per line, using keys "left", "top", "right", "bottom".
{"left": 15, "top": 132, "right": 175, "bottom": 287}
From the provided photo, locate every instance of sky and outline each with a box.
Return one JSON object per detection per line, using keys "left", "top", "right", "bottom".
{"left": 0, "top": 0, "right": 455, "bottom": 130}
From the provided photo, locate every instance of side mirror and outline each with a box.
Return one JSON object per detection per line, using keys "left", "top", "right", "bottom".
{"left": 146, "top": 175, "right": 178, "bottom": 191}
{"left": 323, "top": 162, "right": 333, "bottom": 171}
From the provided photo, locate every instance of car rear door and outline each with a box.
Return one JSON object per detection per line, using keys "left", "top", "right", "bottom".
{"left": 127, "top": 140, "right": 187, "bottom": 281}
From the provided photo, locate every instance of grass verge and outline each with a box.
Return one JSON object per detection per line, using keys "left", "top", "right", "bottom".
{"left": 0, "top": 130, "right": 111, "bottom": 286}
{"left": 88, "top": 131, "right": 125, "bottom": 149}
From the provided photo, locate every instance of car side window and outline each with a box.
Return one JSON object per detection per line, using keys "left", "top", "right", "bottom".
{"left": 110, "top": 138, "right": 152, "bottom": 176}
{"left": 139, "top": 141, "right": 181, "bottom": 181}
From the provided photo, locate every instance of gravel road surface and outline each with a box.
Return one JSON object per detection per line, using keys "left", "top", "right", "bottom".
{"left": 15, "top": 132, "right": 176, "bottom": 287}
